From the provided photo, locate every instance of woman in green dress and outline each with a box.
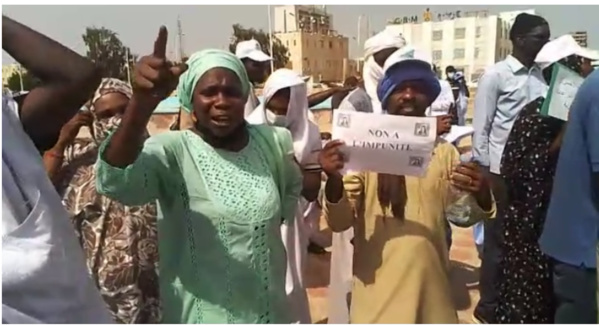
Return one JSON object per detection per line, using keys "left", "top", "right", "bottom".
{"left": 95, "top": 27, "right": 302, "bottom": 323}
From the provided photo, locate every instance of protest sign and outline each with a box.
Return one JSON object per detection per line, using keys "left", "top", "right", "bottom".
{"left": 332, "top": 110, "right": 437, "bottom": 176}
{"left": 540, "top": 63, "right": 585, "bottom": 121}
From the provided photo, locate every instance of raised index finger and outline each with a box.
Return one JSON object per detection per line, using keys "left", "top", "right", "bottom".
{"left": 153, "top": 26, "right": 168, "bottom": 59}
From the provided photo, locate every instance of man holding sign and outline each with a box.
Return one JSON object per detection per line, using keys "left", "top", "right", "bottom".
{"left": 319, "top": 46, "right": 495, "bottom": 323}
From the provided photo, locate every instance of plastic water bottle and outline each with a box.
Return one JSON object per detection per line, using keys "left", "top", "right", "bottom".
{"left": 446, "top": 151, "right": 475, "bottom": 227}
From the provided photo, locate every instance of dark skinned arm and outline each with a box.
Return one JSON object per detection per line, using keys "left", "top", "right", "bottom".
{"left": 102, "top": 96, "right": 156, "bottom": 167}
{"left": 42, "top": 141, "right": 68, "bottom": 187}
{"left": 2, "top": 16, "right": 101, "bottom": 151}
{"left": 324, "top": 173, "right": 344, "bottom": 204}
{"left": 302, "top": 170, "right": 321, "bottom": 202}
{"left": 308, "top": 88, "right": 341, "bottom": 107}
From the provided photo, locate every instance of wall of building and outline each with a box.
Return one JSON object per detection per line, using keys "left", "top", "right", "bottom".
{"left": 277, "top": 31, "right": 349, "bottom": 81}
{"left": 387, "top": 15, "right": 511, "bottom": 84}
{"left": 273, "top": 5, "right": 350, "bottom": 82}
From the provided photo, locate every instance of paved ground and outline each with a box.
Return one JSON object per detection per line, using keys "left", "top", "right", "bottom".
{"left": 304, "top": 225, "right": 481, "bottom": 324}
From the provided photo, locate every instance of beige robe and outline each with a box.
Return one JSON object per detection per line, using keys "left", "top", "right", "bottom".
{"left": 323, "top": 142, "right": 495, "bottom": 324}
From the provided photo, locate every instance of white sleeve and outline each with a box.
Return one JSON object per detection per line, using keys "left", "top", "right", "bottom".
{"left": 428, "top": 80, "right": 455, "bottom": 116}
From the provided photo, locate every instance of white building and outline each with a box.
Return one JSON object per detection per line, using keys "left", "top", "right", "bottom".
{"left": 386, "top": 9, "right": 536, "bottom": 85}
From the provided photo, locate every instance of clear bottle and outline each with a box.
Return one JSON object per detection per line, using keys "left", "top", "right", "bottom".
{"left": 445, "top": 151, "right": 476, "bottom": 227}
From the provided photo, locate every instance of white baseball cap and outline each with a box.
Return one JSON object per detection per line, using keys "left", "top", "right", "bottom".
{"left": 535, "top": 35, "right": 599, "bottom": 69}
{"left": 235, "top": 39, "right": 272, "bottom": 62}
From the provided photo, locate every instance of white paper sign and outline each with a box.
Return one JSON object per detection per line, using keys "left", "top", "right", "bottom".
{"left": 540, "top": 63, "right": 585, "bottom": 121}
{"left": 332, "top": 110, "right": 437, "bottom": 176}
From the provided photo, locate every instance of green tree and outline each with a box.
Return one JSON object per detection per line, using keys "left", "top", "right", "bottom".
{"left": 82, "top": 26, "right": 136, "bottom": 81}
{"left": 228, "top": 24, "right": 289, "bottom": 69}
{"left": 5, "top": 69, "right": 41, "bottom": 92}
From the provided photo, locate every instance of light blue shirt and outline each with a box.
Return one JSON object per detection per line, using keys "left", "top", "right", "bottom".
{"left": 472, "top": 55, "right": 548, "bottom": 174}
{"left": 539, "top": 69, "right": 599, "bottom": 268}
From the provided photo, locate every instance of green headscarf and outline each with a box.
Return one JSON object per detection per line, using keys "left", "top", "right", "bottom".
{"left": 177, "top": 49, "right": 250, "bottom": 113}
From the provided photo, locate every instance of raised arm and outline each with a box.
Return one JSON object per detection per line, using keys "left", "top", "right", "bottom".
{"left": 308, "top": 87, "right": 349, "bottom": 107}
{"left": 101, "top": 26, "right": 186, "bottom": 168}
{"left": 2, "top": 16, "right": 101, "bottom": 151}
{"left": 472, "top": 70, "right": 499, "bottom": 168}
{"left": 96, "top": 26, "right": 187, "bottom": 206}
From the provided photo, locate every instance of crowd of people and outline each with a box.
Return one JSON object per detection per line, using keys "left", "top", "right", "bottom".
{"left": 2, "top": 10, "right": 599, "bottom": 324}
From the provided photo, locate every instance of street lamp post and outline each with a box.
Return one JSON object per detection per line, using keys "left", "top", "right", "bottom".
{"left": 267, "top": 5, "right": 275, "bottom": 72}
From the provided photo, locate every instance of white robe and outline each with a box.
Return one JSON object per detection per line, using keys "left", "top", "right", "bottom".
{"left": 2, "top": 96, "right": 113, "bottom": 324}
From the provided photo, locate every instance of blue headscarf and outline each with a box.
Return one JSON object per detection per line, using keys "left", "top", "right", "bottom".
{"left": 177, "top": 49, "right": 250, "bottom": 113}
{"left": 377, "top": 59, "right": 441, "bottom": 111}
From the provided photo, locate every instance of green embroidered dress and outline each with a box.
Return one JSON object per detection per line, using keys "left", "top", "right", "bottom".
{"left": 95, "top": 125, "right": 302, "bottom": 323}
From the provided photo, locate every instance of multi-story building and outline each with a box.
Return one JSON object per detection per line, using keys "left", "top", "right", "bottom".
{"left": 273, "top": 5, "right": 351, "bottom": 82}
{"left": 386, "top": 9, "right": 535, "bottom": 85}
{"left": 570, "top": 31, "right": 588, "bottom": 47}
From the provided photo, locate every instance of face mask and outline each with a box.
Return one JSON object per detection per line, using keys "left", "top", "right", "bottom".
{"left": 447, "top": 72, "right": 455, "bottom": 79}
{"left": 265, "top": 109, "right": 288, "bottom": 127}
{"left": 92, "top": 114, "right": 122, "bottom": 144}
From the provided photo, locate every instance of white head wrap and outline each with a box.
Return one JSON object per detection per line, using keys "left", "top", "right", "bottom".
{"left": 362, "top": 30, "right": 407, "bottom": 114}
{"left": 246, "top": 69, "right": 320, "bottom": 164}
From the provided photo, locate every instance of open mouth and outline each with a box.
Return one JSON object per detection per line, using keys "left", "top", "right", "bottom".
{"left": 211, "top": 115, "right": 232, "bottom": 127}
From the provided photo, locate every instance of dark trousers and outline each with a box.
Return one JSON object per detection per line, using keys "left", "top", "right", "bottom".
{"left": 553, "top": 259, "right": 598, "bottom": 324}
{"left": 474, "top": 173, "right": 507, "bottom": 322}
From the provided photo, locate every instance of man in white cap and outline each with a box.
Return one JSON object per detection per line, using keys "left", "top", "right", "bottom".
{"left": 235, "top": 39, "right": 272, "bottom": 116}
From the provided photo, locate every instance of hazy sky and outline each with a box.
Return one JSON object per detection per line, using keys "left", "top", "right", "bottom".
{"left": 3, "top": 5, "right": 598, "bottom": 64}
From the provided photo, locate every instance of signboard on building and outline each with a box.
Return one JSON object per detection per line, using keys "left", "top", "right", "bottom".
{"left": 422, "top": 9, "right": 489, "bottom": 22}
{"left": 392, "top": 15, "right": 418, "bottom": 24}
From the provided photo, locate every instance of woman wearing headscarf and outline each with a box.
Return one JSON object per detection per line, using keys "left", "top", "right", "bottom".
{"left": 247, "top": 68, "right": 321, "bottom": 324}
{"left": 362, "top": 29, "right": 406, "bottom": 115}
{"left": 318, "top": 46, "right": 495, "bottom": 323}
{"left": 95, "top": 27, "right": 302, "bottom": 324}
{"left": 496, "top": 35, "right": 595, "bottom": 324}
{"left": 43, "top": 78, "right": 160, "bottom": 324}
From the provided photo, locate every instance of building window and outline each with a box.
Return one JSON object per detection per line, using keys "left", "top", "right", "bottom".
{"left": 293, "top": 40, "right": 296, "bottom": 46}
{"left": 320, "top": 40, "right": 324, "bottom": 48}
{"left": 475, "top": 27, "right": 482, "bottom": 38}
{"left": 432, "top": 50, "right": 443, "bottom": 60}
{"left": 329, "top": 41, "right": 333, "bottom": 49}
{"left": 454, "top": 28, "right": 466, "bottom": 40}
{"left": 454, "top": 48, "right": 465, "bottom": 59}
{"left": 432, "top": 30, "right": 443, "bottom": 41}
{"left": 474, "top": 47, "right": 480, "bottom": 58}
